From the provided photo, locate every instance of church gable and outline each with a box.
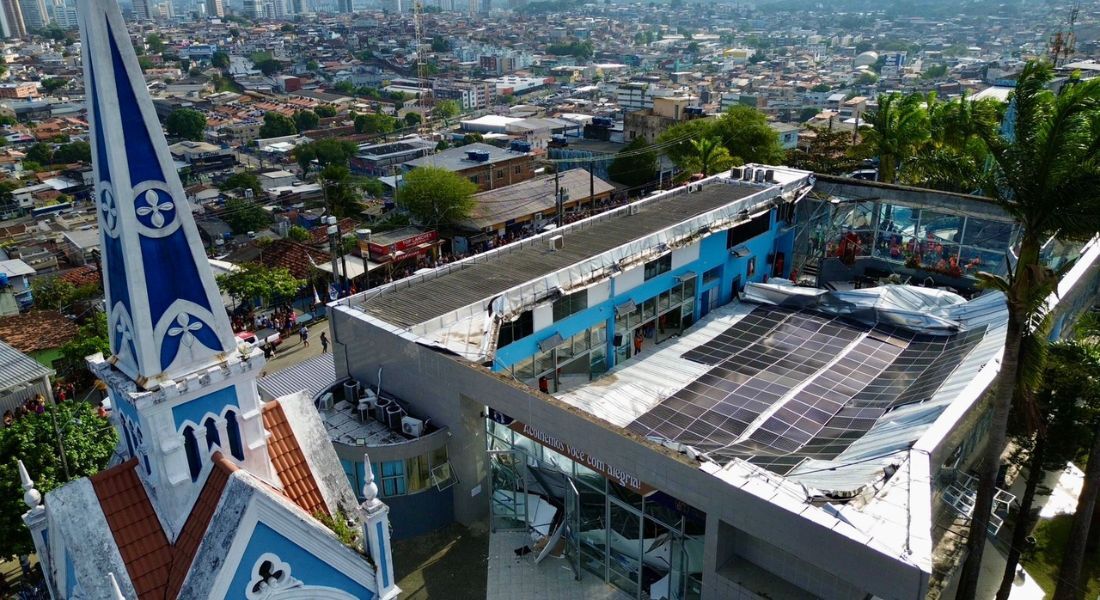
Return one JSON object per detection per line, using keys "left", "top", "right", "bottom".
{"left": 202, "top": 483, "right": 379, "bottom": 600}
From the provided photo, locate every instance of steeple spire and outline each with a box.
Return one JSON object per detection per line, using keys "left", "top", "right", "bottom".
{"left": 79, "top": 0, "right": 236, "bottom": 388}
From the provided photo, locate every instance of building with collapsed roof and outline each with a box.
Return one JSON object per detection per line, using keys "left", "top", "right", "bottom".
{"left": 322, "top": 163, "right": 1100, "bottom": 600}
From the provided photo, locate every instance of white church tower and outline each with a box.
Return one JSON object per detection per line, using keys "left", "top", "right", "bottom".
{"left": 80, "top": 0, "right": 277, "bottom": 533}
{"left": 17, "top": 0, "right": 398, "bottom": 596}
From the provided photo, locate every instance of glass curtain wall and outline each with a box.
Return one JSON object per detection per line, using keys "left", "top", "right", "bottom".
{"left": 486, "top": 419, "right": 704, "bottom": 600}
{"left": 613, "top": 275, "right": 697, "bottom": 366}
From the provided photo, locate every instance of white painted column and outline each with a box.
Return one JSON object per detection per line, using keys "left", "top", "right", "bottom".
{"left": 360, "top": 453, "right": 399, "bottom": 600}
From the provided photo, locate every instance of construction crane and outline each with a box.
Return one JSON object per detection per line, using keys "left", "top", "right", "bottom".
{"left": 412, "top": 0, "right": 431, "bottom": 135}
{"left": 1049, "top": 1, "right": 1079, "bottom": 68}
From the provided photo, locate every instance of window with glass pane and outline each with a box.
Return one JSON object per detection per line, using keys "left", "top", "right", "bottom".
{"left": 918, "top": 210, "right": 964, "bottom": 245}
{"left": 573, "top": 330, "right": 589, "bottom": 354}
{"left": 498, "top": 310, "right": 534, "bottom": 347}
{"left": 591, "top": 322, "right": 606, "bottom": 345}
{"left": 535, "top": 349, "right": 554, "bottom": 374}
{"left": 659, "top": 290, "right": 671, "bottom": 312}
{"left": 406, "top": 455, "right": 431, "bottom": 493}
{"left": 962, "top": 217, "right": 1014, "bottom": 250}
{"left": 644, "top": 254, "right": 672, "bottom": 280}
{"left": 553, "top": 290, "right": 588, "bottom": 321}
{"left": 429, "top": 446, "right": 456, "bottom": 489}
{"left": 682, "top": 276, "right": 696, "bottom": 297}
{"left": 643, "top": 297, "right": 656, "bottom": 319}
{"left": 381, "top": 460, "right": 406, "bottom": 496}
{"left": 702, "top": 266, "right": 721, "bottom": 285}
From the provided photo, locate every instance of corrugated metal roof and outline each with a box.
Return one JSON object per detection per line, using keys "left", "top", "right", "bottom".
{"left": 257, "top": 353, "right": 336, "bottom": 401}
{"left": 359, "top": 183, "right": 762, "bottom": 328}
{"left": 0, "top": 339, "right": 53, "bottom": 391}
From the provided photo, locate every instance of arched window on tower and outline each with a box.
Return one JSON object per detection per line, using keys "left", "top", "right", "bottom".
{"left": 225, "top": 410, "right": 245, "bottom": 461}
{"left": 122, "top": 419, "right": 135, "bottom": 459}
{"left": 183, "top": 426, "right": 201, "bottom": 482}
{"left": 204, "top": 417, "right": 221, "bottom": 450}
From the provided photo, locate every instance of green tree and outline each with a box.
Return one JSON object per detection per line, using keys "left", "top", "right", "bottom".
{"left": 395, "top": 166, "right": 477, "bottom": 228}
{"left": 430, "top": 36, "right": 450, "bottom": 52}
{"left": 785, "top": 126, "right": 863, "bottom": 175}
{"left": 259, "top": 112, "right": 297, "bottom": 138}
{"left": 810, "top": 83, "right": 831, "bottom": 93}
{"left": 361, "top": 177, "right": 385, "bottom": 197}
{"left": 713, "top": 106, "right": 786, "bottom": 165}
{"left": 861, "top": 92, "right": 929, "bottom": 183}
{"left": 292, "top": 139, "right": 357, "bottom": 172}
{"left": 682, "top": 137, "right": 734, "bottom": 177}
{"left": 923, "top": 64, "right": 948, "bottom": 79}
{"left": 30, "top": 277, "right": 77, "bottom": 310}
{"left": 318, "top": 164, "right": 361, "bottom": 218}
{"left": 0, "top": 401, "right": 117, "bottom": 556}
{"left": 216, "top": 263, "right": 304, "bottom": 308}
{"left": 165, "top": 108, "right": 207, "bottom": 141}
{"left": 137, "top": 56, "right": 153, "bottom": 71}
{"left": 56, "top": 312, "right": 110, "bottom": 385}
{"left": 287, "top": 224, "right": 310, "bottom": 242}
{"left": 996, "top": 339, "right": 1100, "bottom": 600}
{"left": 658, "top": 118, "right": 718, "bottom": 168}
{"left": 53, "top": 142, "right": 90, "bottom": 164}
{"left": 434, "top": 99, "right": 461, "bottom": 123}
{"left": 856, "top": 71, "right": 878, "bottom": 86}
{"left": 608, "top": 137, "right": 658, "bottom": 189}
{"left": 314, "top": 105, "right": 337, "bottom": 118}
{"left": 293, "top": 110, "right": 320, "bottom": 132}
{"left": 221, "top": 197, "right": 271, "bottom": 234}
{"left": 354, "top": 113, "right": 397, "bottom": 135}
{"left": 25, "top": 143, "right": 53, "bottom": 165}
{"left": 40, "top": 78, "right": 69, "bottom": 95}
{"left": 145, "top": 32, "right": 165, "bottom": 54}
{"left": 956, "top": 62, "right": 1100, "bottom": 599}
{"left": 220, "top": 171, "right": 263, "bottom": 197}
{"left": 306, "top": 59, "right": 319, "bottom": 71}
{"left": 211, "top": 51, "right": 230, "bottom": 69}
{"left": 404, "top": 112, "right": 422, "bottom": 127}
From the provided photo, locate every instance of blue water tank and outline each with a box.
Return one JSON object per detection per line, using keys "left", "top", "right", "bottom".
{"left": 0, "top": 273, "right": 10, "bottom": 287}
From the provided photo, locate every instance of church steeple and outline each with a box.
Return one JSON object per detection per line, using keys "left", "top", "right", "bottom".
{"left": 79, "top": 0, "right": 277, "bottom": 534}
{"left": 81, "top": 0, "right": 236, "bottom": 388}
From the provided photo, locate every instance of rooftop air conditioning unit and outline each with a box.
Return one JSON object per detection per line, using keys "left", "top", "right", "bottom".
{"left": 629, "top": 203, "right": 640, "bottom": 215}
{"left": 549, "top": 235, "right": 564, "bottom": 251}
{"left": 765, "top": 169, "right": 775, "bottom": 183}
{"left": 730, "top": 167, "right": 743, "bottom": 179}
{"left": 401, "top": 416, "right": 424, "bottom": 438}
{"left": 741, "top": 167, "right": 754, "bottom": 181}
{"left": 318, "top": 392, "right": 334, "bottom": 411}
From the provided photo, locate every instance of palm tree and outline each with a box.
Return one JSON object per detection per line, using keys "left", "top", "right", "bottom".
{"left": 955, "top": 62, "right": 1100, "bottom": 599}
{"left": 905, "top": 94, "right": 1003, "bottom": 193}
{"left": 861, "top": 92, "right": 930, "bottom": 183}
{"left": 683, "top": 137, "right": 734, "bottom": 177}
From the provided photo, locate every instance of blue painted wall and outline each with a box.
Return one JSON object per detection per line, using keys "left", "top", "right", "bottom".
{"left": 493, "top": 209, "right": 789, "bottom": 372}
{"left": 340, "top": 458, "right": 455, "bottom": 539}
{"left": 227, "top": 521, "right": 375, "bottom": 599}
{"left": 171, "top": 384, "right": 239, "bottom": 429}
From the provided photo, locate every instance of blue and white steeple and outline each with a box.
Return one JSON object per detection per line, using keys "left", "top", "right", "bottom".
{"left": 80, "top": 0, "right": 236, "bottom": 388}
{"left": 79, "top": 0, "right": 276, "bottom": 532}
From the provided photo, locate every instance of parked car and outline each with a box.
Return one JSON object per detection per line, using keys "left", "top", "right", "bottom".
{"left": 236, "top": 328, "right": 282, "bottom": 351}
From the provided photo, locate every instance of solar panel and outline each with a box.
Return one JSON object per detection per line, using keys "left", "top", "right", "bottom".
{"left": 627, "top": 303, "right": 990, "bottom": 475}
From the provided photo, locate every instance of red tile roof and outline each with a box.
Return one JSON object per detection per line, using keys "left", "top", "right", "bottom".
{"left": 0, "top": 310, "right": 79, "bottom": 354}
{"left": 91, "top": 455, "right": 238, "bottom": 599}
{"left": 166, "top": 453, "right": 236, "bottom": 597}
{"left": 262, "top": 400, "right": 329, "bottom": 516}
{"left": 90, "top": 459, "right": 172, "bottom": 599}
{"left": 257, "top": 239, "right": 329, "bottom": 280}
{"left": 56, "top": 264, "right": 102, "bottom": 288}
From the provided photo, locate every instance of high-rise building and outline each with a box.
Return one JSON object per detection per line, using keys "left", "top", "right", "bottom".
{"left": 0, "top": 0, "right": 26, "bottom": 38}
{"left": 130, "top": 0, "right": 149, "bottom": 19}
{"left": 336, "top": 0, "right": 351, "bottom": 12}
{"left": 205, "top": 0, "right": 222, "bottom": 16}
{"left": 19, "top": 0, "right": 402, "bottom": 598}
{"left": 15, "top": 0, "right": 45, "bottom": 31}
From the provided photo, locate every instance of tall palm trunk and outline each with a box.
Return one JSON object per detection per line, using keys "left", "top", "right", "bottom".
{"left": 996, "top": 435, "right": 1047, "bottom": 600}
{"left": 956, "top": 237, "right": 1040, "bottom": 599}
{"left": 1052, "top": 420, "right": 1100, "bottom": 600}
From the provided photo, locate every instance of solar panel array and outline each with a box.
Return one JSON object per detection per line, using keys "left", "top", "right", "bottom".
{"left": 627, "top": 304, "right": 986, "bottom": 476}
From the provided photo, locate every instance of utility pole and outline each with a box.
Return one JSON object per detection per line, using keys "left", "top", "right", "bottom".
{"left": 554, "top": 166, "right": 562, "bottom": 228}
{"left": 327, "top": 215, "right": 342, "bottom": 297}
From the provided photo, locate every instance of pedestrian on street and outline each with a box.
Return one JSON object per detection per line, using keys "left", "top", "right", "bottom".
{"left": 320, "top": 331, "right": 329, "bottom": 353}
{"left": 300, "top": 327, "right": 310, "bottom": 348}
